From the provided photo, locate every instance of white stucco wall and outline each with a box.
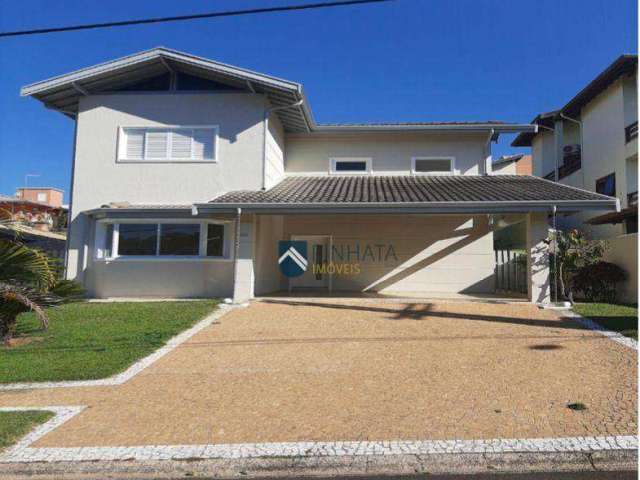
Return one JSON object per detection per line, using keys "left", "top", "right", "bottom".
{"left": 492, "top": 161, "right": 517, "bottom": 175}
{"left": 532, "top": 131, "right": 555, "bottom": 178}
{"left": 67, "top": 92, "right": 268, "bottom": 289}
{"left": 285, "top": 132, "right": 487, "bottom": 175}
{"left": 264, "top": 113, "right": 285, "bottom": 189}
{"left": 562, "top": 80, "right": 627, "bottom": 239}
{"left": 72, "top": 93, "right": 267, "bottom": 211}
{"left": 602, "top": 233, "right": 638, "bottom": 303}
{"left": 91, "top": 260, "right": 234, "bottom": 298}
{"left": 279, "top": 214, "right": 495, "bottom": 295}
{"left": 253, "top": 214, "right": 285, "bottom": 295}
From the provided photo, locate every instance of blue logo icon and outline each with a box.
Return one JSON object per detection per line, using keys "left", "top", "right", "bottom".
{"left": 278, "top": 241, "right": 308, "bottom": 277}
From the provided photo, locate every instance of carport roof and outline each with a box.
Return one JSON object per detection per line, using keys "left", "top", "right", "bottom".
{"left": 195, "top": 175, "right": 619, "bottom": 214}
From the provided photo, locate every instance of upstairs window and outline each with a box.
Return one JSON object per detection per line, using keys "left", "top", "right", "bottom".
{"left": 411, "top": 157, "right": 455, "bottom": 175}
{"left": 596, "top": 173, "right": 616, "bottom": 197}
{"left": 118, "top": 126, "right": 218, "bottom": 162}
{"left": 329, "top": 157, "right": 372, "bottom": 174}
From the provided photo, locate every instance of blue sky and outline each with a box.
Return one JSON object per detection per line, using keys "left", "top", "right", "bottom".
{"left": 0, "top": 0, "right": 636, "bottom": 201}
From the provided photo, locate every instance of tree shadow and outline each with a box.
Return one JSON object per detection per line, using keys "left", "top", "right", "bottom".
{"left": 259, "top": 299, "right": 588, "bottom": 331}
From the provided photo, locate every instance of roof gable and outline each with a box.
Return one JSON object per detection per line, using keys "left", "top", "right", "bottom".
{"left": 21, "top": 47, "right": 313, "bottom": 133}
{"left": 22, "top": 47, "right": 536, "bottom": 137}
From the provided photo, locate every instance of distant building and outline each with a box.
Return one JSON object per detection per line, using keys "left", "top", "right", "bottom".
{"left": 512, "top": 54, "right": 638, "bottom": 302}
{"left": 492, "top": 154, "right": 533, "bottom": 175}
{"left": 15, "top": 187, "right": 64, "bottom": 208}
{"left": 0, "top": 190, "right": 67, "bottom": 233}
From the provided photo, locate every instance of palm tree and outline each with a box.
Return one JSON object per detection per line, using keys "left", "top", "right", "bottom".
{"left": 0, "top": 210, "right": 82, "bottom": 343}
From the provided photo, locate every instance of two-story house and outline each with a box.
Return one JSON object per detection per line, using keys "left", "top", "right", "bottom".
{"left": 512, "top": 54, "right": 638, "bottom": 301}
{"left": 21, "top": 48, "right": 617, "bottom": 303}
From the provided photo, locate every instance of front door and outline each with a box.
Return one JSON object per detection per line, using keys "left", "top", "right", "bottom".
{"left": 290, "top": 235, "right": 329, "bottom": 289}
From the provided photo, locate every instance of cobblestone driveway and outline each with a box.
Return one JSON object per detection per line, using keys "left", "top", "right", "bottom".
{"left": 0, "top": 300, "right": 636, "bottom": 447}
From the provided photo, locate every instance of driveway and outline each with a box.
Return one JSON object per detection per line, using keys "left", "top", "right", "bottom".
{"left": 0, "top": 300, "right": 636, "bottom": 448}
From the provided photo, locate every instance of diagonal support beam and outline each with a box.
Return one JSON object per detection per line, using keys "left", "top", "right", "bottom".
{"left": 71, "top": 81, "right": 89, "bottom": 96}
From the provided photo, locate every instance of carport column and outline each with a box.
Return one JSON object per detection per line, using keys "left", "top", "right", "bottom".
{"left": 233, "top": 216, "right": 255, "bottom": 304}
{"left": 526, "top": 212, "right": 551, "bottom": 304}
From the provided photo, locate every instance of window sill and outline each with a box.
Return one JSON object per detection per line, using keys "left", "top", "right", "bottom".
{"left": 116, "top": 158, "right": 218, "bottom": 164}
{"left": 95, "top": 256, "right": 232, "bottom": 263}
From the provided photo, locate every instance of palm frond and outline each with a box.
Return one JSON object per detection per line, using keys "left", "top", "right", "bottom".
{"left": 0, "top": 239, "right": 56, "bottom": 289}
{"left": 0, "top": 208, "right": 23, "bottom": 240}
{"left": 0, "top": 282, "right": 53, "bottom": 330}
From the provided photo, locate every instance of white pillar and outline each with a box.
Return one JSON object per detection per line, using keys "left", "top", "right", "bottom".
{"left": 233, "top": 221, "right": 255, "bottom": 303}
{"left": 527, "top": 212, "right": 551, "bottom": 304}
{"left": 65, "top": 213, "right": 89, "bottom": 284}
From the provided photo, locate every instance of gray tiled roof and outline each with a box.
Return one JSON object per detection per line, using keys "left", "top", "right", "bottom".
{"left": 317, "top": 121, "right": 508, "bottom": 127}
{"left": 209, "top": 175, "right": 614, "bottom": 205}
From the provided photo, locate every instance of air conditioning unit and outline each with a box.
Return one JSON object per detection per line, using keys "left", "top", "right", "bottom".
{"left": 563, "top": 144, "right": 581, "bottom": 154}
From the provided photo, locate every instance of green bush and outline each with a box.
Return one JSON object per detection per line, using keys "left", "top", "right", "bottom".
{"left": 572, "top": 261, "right": 627, "bottom": 303}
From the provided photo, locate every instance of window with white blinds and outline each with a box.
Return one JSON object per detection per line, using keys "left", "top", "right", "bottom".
{"left": 119, "top": 126, "right": 218, "bottom": 162}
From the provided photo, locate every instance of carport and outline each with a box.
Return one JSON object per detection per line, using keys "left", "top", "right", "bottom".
{"left": 193, "top": 174, "right": 619, "bottom": 304}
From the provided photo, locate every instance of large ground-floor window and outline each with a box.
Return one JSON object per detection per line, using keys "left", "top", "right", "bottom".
{"left": 94, "top": 220, "right": 231, "bottom": 260}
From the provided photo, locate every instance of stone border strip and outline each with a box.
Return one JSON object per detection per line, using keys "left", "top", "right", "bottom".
{"left": 565, "top": 310, "right": 638, "bottom": 350}
{"left": 0, "top": 304, "right": 238, "bottom": 391}
{"left": 0, "top": 406, "right": 636, "bottom": 463}
{"left": 0, "top": 406, "right": 85, "bottom": 458}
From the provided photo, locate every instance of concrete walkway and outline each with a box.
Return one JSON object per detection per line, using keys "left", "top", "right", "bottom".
{"left": 0, "top": 300, "right": 636, "bottom": 459}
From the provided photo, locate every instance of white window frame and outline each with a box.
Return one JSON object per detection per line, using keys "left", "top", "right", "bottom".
{"left": 117, "top": 125, "right": 219, "bottom": 163}
{"left": 411, "top": 156, "right": 457, "bottom": 175}
{"left": 94, "top": 219, "right": 232, "bottom": 262}
{"left": 329, "top": 157, "right": 372, "bottom": 175}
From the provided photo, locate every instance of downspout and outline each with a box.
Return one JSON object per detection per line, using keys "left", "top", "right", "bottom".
{"left": 262, "top": 100, "right": 304, "bottom": 189}
{"left": 551, "top": 204, "right": 558, "bottom": 303}
{"left": 232, "top": 207, "right": 242, "bottom": 303}
{"left": 483, "top": 129, "right": 495, "bottom": 175}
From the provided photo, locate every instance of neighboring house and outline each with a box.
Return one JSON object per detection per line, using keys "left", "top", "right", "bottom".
{"left": 15, "top": 187, "right": 64, "bottom": 208}
{"left": 512, "top": 54, "right": 638, "bottom": 302}
{"left": 20, "top": 48, "right": 617, "bottom": 302}
{"left": 0, "top": 192, "right": 66, "bottom": 232}
{"left": 492, "top": 154, "right": 533, "bottom": 175}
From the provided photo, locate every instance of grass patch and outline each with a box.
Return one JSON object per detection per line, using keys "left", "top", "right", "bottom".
{"left": 0, "top": 411, "right": 54, "bottom": 451}
{"left": 0, "top": 301, "right": 218, "bottom": 383}
{"left": 573, "top": 303, "right": 638, "bottom": 339}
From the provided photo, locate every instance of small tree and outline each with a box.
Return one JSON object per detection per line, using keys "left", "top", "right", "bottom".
{"left": 550, "top": 229, "right": 605, "bottom": 303}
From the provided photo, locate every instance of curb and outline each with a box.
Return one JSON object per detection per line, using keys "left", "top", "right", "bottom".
{"left": 0, "top": 449, "right": 636, "bottom": 479}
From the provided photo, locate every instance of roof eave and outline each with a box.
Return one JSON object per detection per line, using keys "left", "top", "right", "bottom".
{"left": 85, "top": 207, "right": 194, "bottom": 219}
{"left": 310, "top": 124, "right": 538, "bottom": 134}
{"left": 21, "top": 47, "right": 302, "bottom": 97}
{"left": 194, "top": 199, "right": 618, "bottom": 215}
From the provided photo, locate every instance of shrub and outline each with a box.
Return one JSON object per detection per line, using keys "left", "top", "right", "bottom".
{"left": 549, "top": 229, "right": 606, "bottom": 302}
{"left": 572, "top": 261, "right": 627, "bottom": 303}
